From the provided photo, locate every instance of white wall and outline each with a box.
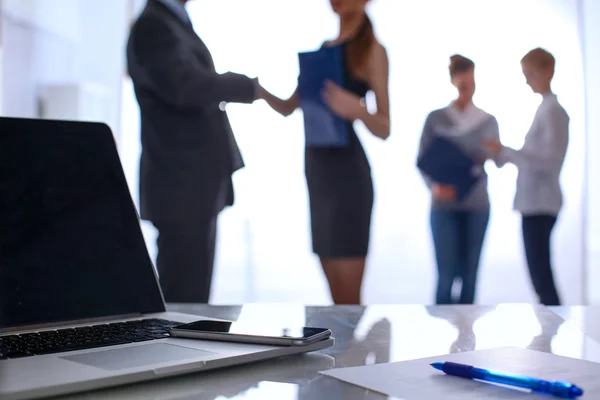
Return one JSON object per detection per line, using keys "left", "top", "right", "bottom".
{"left": 0, "top": 0, "right": 129, "bottom": 144}
{"left": 2, "top": 0, "right": 81, "bottom": 40}
{"left": 76, "top": 0, "right": 130, "bottom": 143}
{"left": 1, "top": 0, "right": 80, "bottom": 117}
{"left": 580, "top": 0, "right": 600, "bottom": 304}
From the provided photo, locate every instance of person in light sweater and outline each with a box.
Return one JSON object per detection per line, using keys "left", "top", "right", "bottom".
{"left": 483, "top": 48, "right": 569, "bottom": 306}
{"left": 418, "top": 55, "right": 504, "bottom": 305}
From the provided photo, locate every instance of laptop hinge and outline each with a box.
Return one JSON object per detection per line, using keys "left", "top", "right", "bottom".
{"left": 0, "top": 313, "right": 146, "bottom": 335}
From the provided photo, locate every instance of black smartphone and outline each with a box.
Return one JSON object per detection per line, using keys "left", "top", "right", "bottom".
{"left": 169, "top": 320, "right": 332, "bottom": 346}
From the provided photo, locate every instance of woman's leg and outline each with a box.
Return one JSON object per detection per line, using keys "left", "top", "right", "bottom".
{"left": 430, "top": 209, "right": 461, "bottom": 304}
{"left": 522, "top": 214, "right": 560, "bottom": 305}
{"left": 320, "top": 257, "right": 366, "bottom": 305}
{"left": 459, "top": 210, "right": 490, "bottom": 304}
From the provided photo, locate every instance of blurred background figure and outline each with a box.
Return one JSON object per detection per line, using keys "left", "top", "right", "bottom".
{"left": 259, "top": 0, "right": 390, "bottom": 305}
{"left": 126, "top": 0, "right": 261, "bottom": 303}
{"left": 483, "top": 48, "right": 569, "bottom": 306}
{"left": 418, "top": 55, "right": 503, "bottom": 305}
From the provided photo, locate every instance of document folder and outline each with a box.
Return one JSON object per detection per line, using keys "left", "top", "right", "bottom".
{"left": 298, "top": 45, "right": 349, "bottom": 147}
{"left": 417, "top": 135, "right": 482, "bottom": 201}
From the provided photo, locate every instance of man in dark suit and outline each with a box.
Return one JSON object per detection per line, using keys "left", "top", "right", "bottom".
{"left": 126, "top": 0, "right": 260, "bottom": 303}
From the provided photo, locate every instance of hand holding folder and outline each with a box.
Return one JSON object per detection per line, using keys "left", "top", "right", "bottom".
{"left": 417, "top": 135, "right": 482, "bottom": 202}
{"left": 432, "top": 184, "right": 457, "bottom": 202}
{"left": 298, "top": 45, "right": 349, "bottom": 147}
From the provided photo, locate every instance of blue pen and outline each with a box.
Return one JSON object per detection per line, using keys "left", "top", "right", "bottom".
{"left": 430, "top": 361, "right": 584, "bottom": 398}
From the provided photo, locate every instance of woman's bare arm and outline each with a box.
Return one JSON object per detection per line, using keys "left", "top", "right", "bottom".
{"left": 358, "top": 44, "right": 390, "bottom": 140}
{"left": 260, "top": 86, "right": 299, "bottom": 117}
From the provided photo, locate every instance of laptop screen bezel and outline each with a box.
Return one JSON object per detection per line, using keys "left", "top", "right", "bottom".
{"left": 0, "top": 117, "right": 167, "bottom": 332}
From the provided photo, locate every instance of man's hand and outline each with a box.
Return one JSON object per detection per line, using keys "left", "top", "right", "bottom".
{"left": 252, "top": 78, "right": 264, "bottom": 101}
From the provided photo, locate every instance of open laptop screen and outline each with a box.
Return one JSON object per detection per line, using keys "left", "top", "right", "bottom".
{"left": 0, "top": 118, "right": 165, "bottom": 329}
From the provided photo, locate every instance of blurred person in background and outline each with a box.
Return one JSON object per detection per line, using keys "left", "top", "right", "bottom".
{"left": 258, "top": 0, "right": 390, "bottom": 305}
{"left": 483, "top": 48, "right": 568, "bottom": 306}
{"left": 418, "top": 55, "right": 504, "bottom": 305}
{"left": 127, "top": 0, "right": 261, "bottom": 303}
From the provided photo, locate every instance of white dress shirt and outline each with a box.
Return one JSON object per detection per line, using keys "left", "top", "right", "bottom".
{"left": 502, "top": 93, "right": 569, "bottom": 216}
{"left": 157, "top": 0, "right": 191, "bottom": 25}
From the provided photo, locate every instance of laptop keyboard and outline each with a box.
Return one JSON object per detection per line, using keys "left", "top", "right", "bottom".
{"left": 0, "top": 318, "right": 181, "bottom": 360}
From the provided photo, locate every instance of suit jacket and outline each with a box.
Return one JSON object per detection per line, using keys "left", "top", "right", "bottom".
{"left": 126, "top": 0, "right": 256, "bottom": 222}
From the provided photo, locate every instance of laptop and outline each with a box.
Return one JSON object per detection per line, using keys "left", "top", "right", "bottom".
{"left": 0, "top": 117, "right": 334, "bottom": 400}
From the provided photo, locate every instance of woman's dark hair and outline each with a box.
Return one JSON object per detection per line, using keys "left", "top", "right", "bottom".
{"left": 347, "top": 14, "right": 376, "bottom": 75}
{"left": 449, "top": 54, "right": 475, "bottom": 78}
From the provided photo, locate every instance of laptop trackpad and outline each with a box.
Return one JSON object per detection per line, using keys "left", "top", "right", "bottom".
{"left": 61, "top": 343, "right": 215, "bottom": 371}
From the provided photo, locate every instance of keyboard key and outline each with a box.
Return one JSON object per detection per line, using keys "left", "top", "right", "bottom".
{"left": 0, "top": 318, "right": 179, "bottom": 359}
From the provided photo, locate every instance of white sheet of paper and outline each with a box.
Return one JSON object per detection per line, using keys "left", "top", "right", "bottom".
{"left": 320, "top": 347, "right": 600, "bottom": 399}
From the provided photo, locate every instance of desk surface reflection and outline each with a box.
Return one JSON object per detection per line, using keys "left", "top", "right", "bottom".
{"left": 59, "top": 304, "right": 600, "bottom": 400}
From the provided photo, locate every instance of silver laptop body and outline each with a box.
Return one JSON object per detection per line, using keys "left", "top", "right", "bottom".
{"left": 0, "top": 118, "right": 333, "bottom": 400}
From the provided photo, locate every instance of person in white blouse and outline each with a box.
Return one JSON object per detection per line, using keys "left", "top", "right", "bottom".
{"left": 483, "top": 48, "right": 569, "bottom": 306}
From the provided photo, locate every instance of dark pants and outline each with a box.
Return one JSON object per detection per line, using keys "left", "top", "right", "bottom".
{"left": 522, "top": 214, "right": 560, "bottom": 306}
{"left": 153, "top": 216, "right": 218, "bottom": 303}
{"left": 430, "top": 209, "right": 490, "bottom": 305}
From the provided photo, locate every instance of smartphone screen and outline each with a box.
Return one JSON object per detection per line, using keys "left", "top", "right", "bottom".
{"left": 170, "top": 320, "right": 330, "bottom": 344}
{"left": 171, "top": 320, "right": 331, "bottom": 345}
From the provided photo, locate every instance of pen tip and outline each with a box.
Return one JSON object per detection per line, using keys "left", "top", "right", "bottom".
{"left": 572, "top": 387, "right": 583, "bottom": 397}
{"left": 430, "top": 362, "right": 443, "bottom": 371}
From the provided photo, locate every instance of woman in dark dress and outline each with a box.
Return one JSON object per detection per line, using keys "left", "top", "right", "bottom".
{"left": 259, "top": 0, "right": 390, "bottom": 304}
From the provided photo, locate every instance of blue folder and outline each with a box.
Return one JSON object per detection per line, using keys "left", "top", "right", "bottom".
{"left": 298, "top": 45, "right": 349, "bottom": 147}
{"left": 417, "top": 135, "right": 482, "bottom": 201}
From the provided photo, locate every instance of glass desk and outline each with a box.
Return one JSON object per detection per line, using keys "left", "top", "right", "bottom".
{"left": 59, "top": 304, "right": 600, "bottom": 399}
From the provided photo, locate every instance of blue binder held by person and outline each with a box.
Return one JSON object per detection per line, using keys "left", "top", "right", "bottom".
{"left": 298, "top": 44, "right": 349, "bottom": 147}
{"left": 417, "top": 134, "right": 483, "bottom": 202}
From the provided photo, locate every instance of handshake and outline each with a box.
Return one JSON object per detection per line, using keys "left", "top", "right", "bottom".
{"left": 249, "top": 77, "right": 298, "bottom": 117}
{"left": 252, "top": 78, "right": 267, "bottom": 101}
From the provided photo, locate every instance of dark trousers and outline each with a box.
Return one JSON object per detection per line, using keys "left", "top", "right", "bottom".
{"left": 153, "top": 215, "right": 218, "bottom": 303}
{"left": 522, "top": 214, "right": 560, "bottom": 306}
{"left": 430, "top": 209, "right": 490, "bottom": 305}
